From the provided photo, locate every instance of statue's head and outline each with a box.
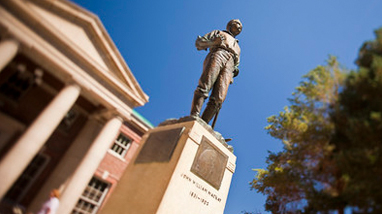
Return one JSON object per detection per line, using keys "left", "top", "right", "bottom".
{"left": 226, "top": 19, "right": 242, "bottom": 37}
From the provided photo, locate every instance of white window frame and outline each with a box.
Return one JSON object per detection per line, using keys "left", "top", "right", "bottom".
{"left": 0, "top": 63, "right": 35, "bottom": 102}
{"left": 72, "top": 177, "right": 110, "bottom": 214}
{"left": 109, "top": 133, "right": 132, "bottom": 158}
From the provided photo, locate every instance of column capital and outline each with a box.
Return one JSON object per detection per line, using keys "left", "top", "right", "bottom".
{"left": 0, "top": 38, "right": 20, "bottom": 72}
{"left": 90, "top": 108, "right": 124, "bottom": 122}
{"left": 113, "top": 115, "right": 124, "bottom": 122}
{"left": 0, "top": 38, "right": 20, "bottom": 46}
{"left": 64, "top": 82, "right": 81, "bottom": 90}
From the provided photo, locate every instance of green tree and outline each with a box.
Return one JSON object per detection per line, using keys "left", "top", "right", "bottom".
{"left": 330, "top": 28, "right": 382, "bottom": 213}
{"left": 251, "top": 28, "right": 382, "bottom": 214}
{"left": 251, "top": 57, "right": 346, "bottom": 213}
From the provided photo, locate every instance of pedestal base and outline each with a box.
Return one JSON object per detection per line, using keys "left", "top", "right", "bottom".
{"left": 100, "top": 119, "right": 236, "bottom": 214}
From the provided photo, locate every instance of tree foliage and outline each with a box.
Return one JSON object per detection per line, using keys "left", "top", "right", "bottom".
{"left": 251, "top": 28, "right": 382, "bottom": 214}
{"left": 331, "top": 28, "right": 382, "bottom": 213}
{"left": 251, "top": 57, "right": 346, "bottom": 214}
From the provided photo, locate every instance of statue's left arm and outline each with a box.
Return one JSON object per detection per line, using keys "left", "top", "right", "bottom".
{"left": 233, "top": 54, "right": 240, "bottom": 77}
{"left": 225, "top": 35, "right": 240, "bottom": 78}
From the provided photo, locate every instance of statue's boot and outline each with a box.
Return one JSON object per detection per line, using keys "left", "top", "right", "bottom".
{"left": 190, "top": 93, "right": 205, "bottom": 118}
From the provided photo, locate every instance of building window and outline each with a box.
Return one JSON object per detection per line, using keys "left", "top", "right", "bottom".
{"left": 58, "top": 108, "right": 79, "bottom": 132}
{"left": 110, "top": 133, "right": 132, "bottom": 158}
{"left": 72, "top": 177, "right": 110, "bottom": 214}
{"left": 5, "top": 153, "right": 49, "bottom": 202}
{"left": 0, "top": 64, "right": 34, "bottom": 102}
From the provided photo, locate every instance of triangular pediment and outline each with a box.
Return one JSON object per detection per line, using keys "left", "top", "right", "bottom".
{"left": 23, "top": 0, "right": 148, "bottom": 106}
{"left": 29, "top": 2, "right": 109, "bottom": 70}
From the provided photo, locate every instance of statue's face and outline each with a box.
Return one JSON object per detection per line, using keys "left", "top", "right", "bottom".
{"left": 229, "top": 21, "right": 242, "bottom": 37}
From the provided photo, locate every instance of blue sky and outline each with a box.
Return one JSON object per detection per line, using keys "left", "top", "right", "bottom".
{"left": 71, "top": 0, "right": 382, "bottom": 213}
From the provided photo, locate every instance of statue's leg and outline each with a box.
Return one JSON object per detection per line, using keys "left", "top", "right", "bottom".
{"left": 190, "top": 89, "right": 207, "bottom": 117}
{"left": 201, "top": 96, "right": 220, "bottom": 123}
{"left": 190, "top": 52, "right": 220, "bottom": 117}
{"left": 201, "top": 55, "right": 234, "bottom": 124}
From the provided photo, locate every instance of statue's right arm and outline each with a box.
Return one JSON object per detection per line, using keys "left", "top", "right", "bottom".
{"left": 195, "top": 36, "right": 209, "bottom": 50}
{"left": 195, "top": 30, "right": 223, "bottom": 51}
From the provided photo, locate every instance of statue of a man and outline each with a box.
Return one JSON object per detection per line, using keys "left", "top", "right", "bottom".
{"left": 190, "top": 19, "right": 242, "bottom": 125}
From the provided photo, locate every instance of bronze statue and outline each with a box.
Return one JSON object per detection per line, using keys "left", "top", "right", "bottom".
{"left": 190, "top": 19, "right": 242, "bottom": 126}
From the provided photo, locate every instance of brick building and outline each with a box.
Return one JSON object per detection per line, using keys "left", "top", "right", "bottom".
{"left": 0, "top": 0, "right": 152, "bottom": 213}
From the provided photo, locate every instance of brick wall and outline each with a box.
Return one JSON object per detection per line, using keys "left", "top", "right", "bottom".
{"left": 95, "top": 123, "right": 144, "bottom": 211}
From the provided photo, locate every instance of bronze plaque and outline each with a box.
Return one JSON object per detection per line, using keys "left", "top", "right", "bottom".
{"left": 191, "top": 136, "right": 228, "bottom": 190}
{"left": 135, "top": 127, "right": 185, "bottom": 163}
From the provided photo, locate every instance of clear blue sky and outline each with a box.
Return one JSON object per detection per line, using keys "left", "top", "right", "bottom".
{"left": 71, "top": 0, "right": 381, "bottom": 213}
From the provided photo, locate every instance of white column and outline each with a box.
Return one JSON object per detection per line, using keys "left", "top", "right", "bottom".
{"left": 27, "top": 117, "right": 102, "bottom": 213}
{"left": 0, "top": 39, "right": 19, "bottom": 72}
{"left": 0, "top": 84, "right": 81, "bottom": 199}
{"left": 57, "top": 116, "right": 122, "bottom": 214}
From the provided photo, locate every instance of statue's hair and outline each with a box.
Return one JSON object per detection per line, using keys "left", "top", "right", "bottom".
{"left": 226, "top": 19, "right": 242, "bottom": 31}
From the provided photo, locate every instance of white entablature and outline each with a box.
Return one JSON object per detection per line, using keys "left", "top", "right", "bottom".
{"left": 0, "top": 0, "right": 149, "bottom": 119}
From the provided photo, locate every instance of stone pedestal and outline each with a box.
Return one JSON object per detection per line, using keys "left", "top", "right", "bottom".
{"left": 100, "top": 118, "right": 236, "bottom": 214}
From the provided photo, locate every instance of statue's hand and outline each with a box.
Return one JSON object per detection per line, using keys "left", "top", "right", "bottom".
{"left": 195, "top": 36, "right": 209, "bottom": 51}
{"left": 212, "top": 34, "right": 225, "bottom": 46}
{"left": 233, "top": 67, "right": 239, "bottom": 77}
{"left": 216, "top": 34, "right": 224, "bottom": 42}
